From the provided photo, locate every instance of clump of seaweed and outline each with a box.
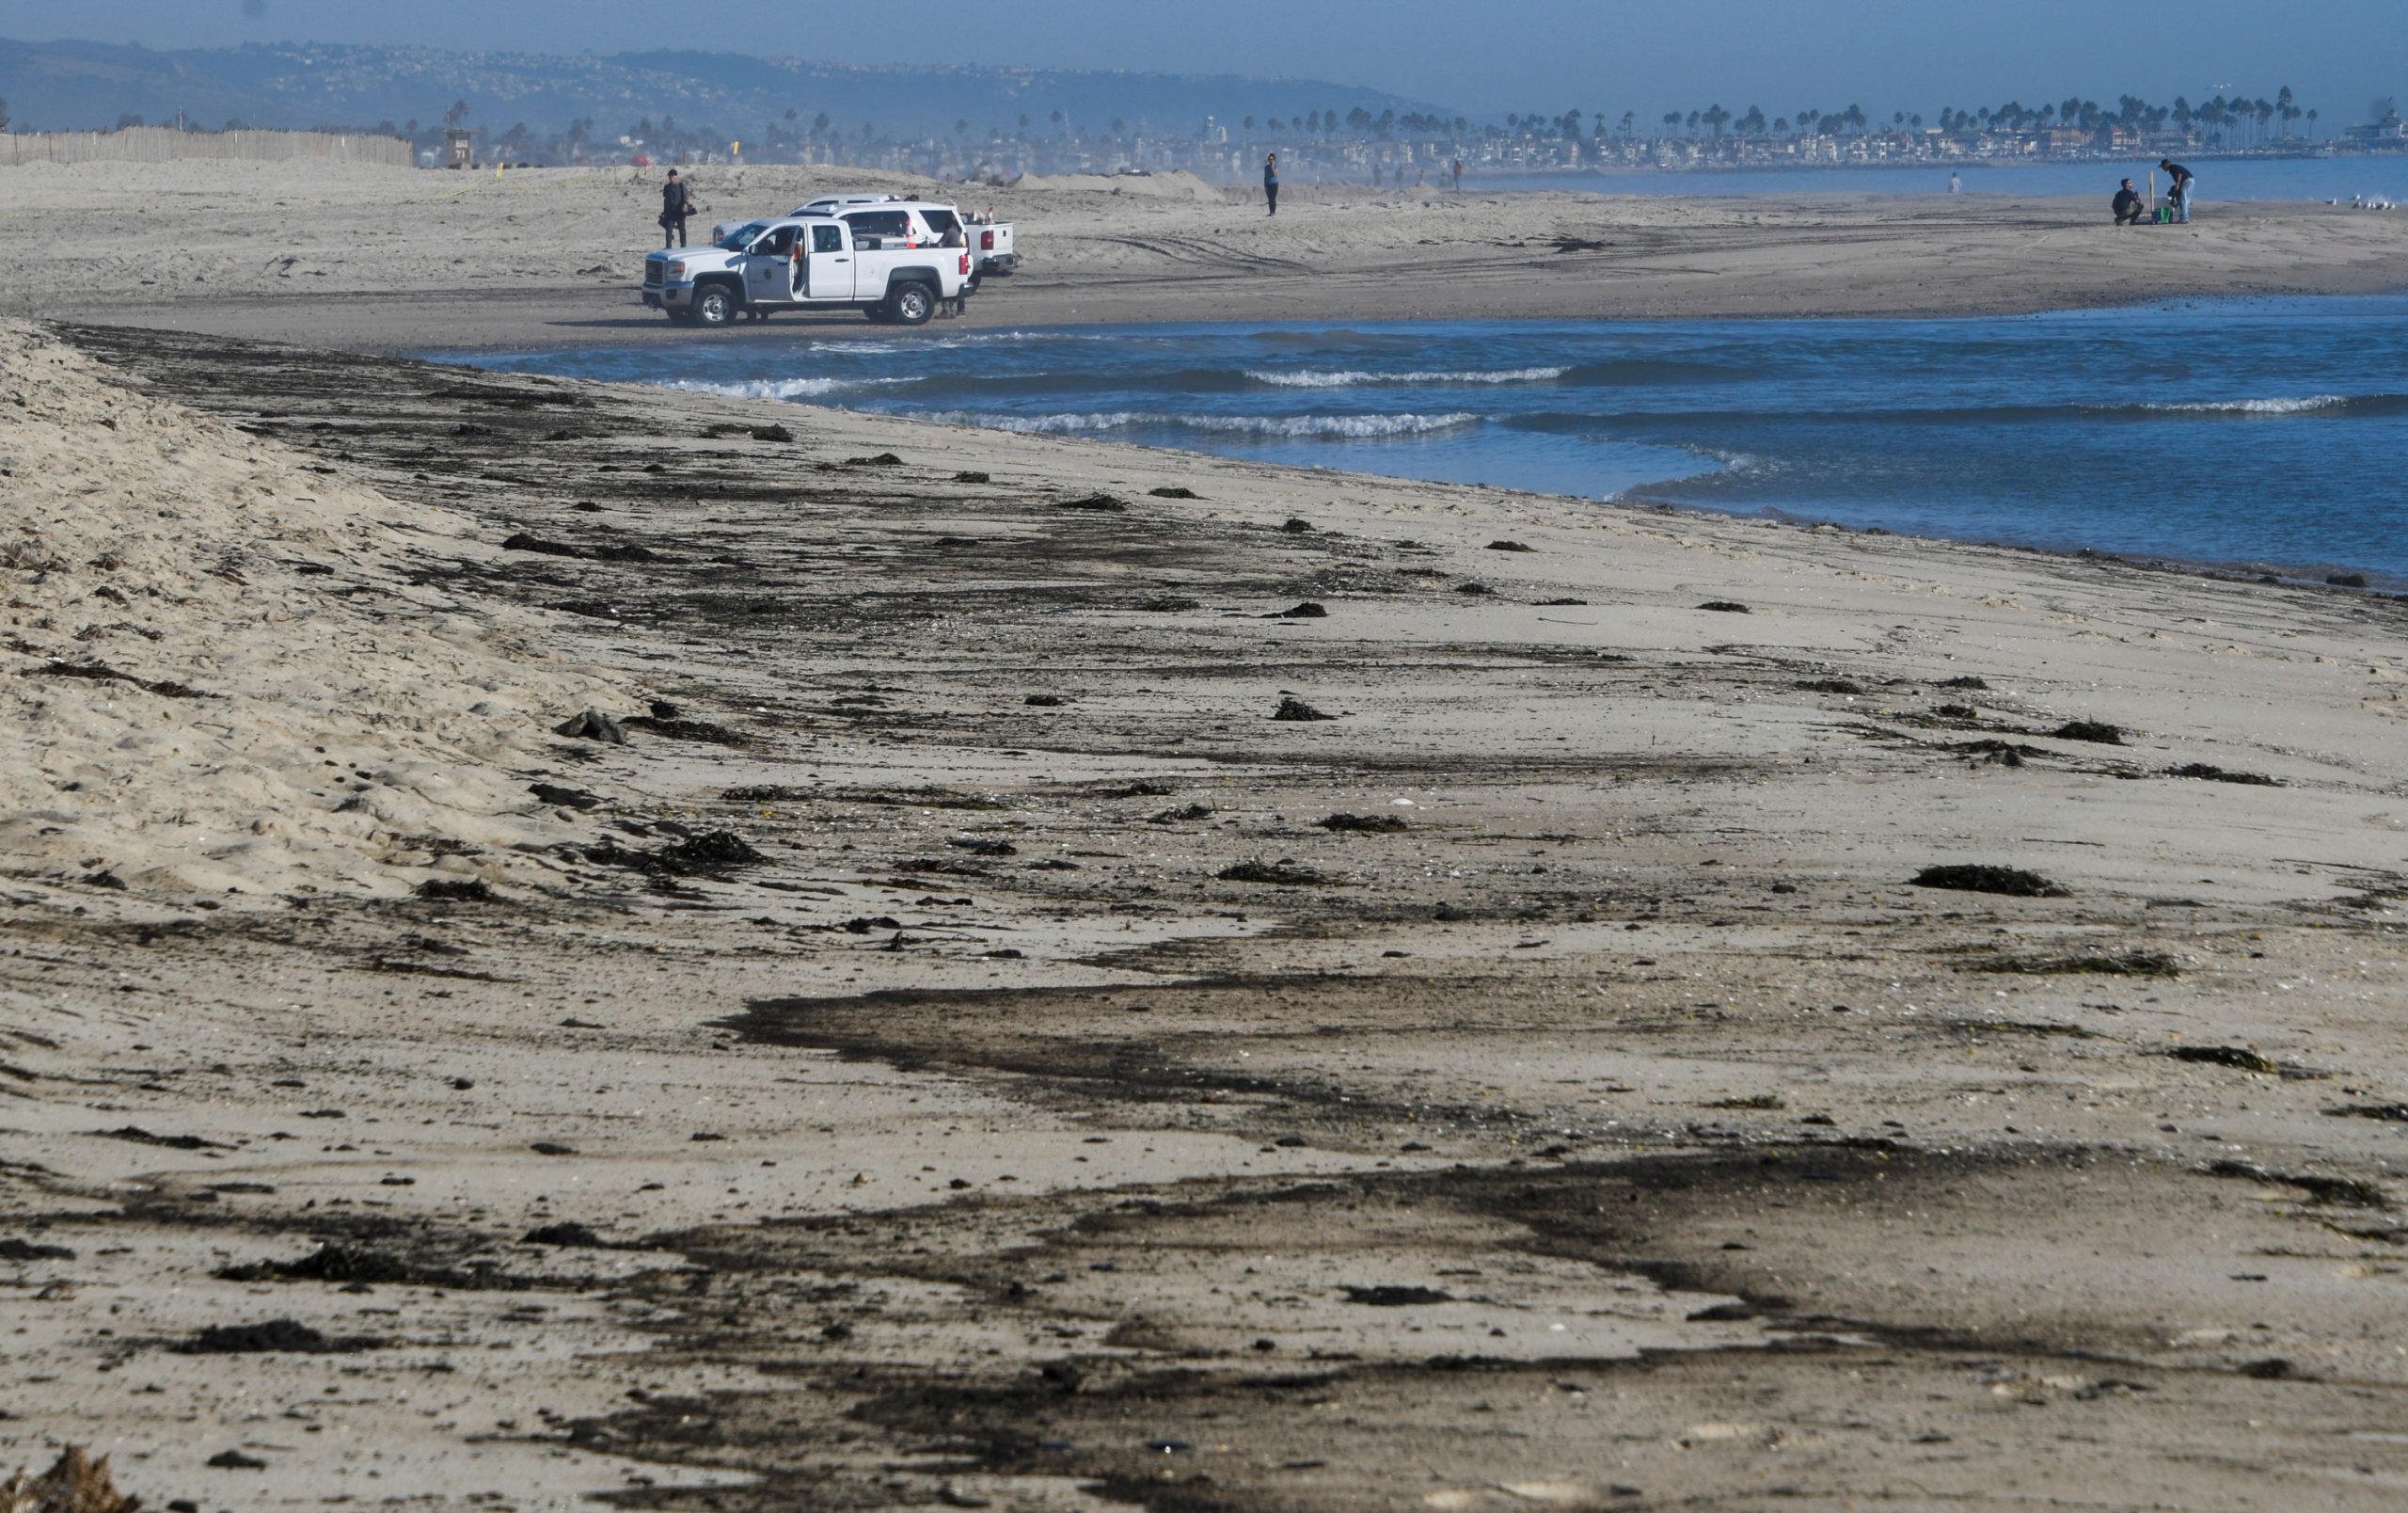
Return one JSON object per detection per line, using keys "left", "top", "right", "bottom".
{"left": 2052, "top": 720, "right": 2125, "bottom": 745}
{"left": 1963, "top": 951, "right": 2178, "bottom": 978}
{"left": 1217, "top": 860, "right": 1329, "bottom": 885}
{"left": 1909, "top": 865, "right": 2067, "bottom": 898}
{"left": 2164, "top": 763, "right": 2279, "bottom": 787}
{"left": 1318, "top": 814, "right": 1408, "bottom": 834}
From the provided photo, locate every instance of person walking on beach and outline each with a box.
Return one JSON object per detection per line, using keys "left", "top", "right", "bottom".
{"left": 659, "top": 169, "right": 695, "bottom": 247}
{"left": 2159, "top": 159, "right": 2195, "bottom": 223}
{"left": 1452, "top": 158, "right": 1463, "bottom": 191}
{"left": 2113, "top": 178, "right": 2147, "bottom": 226}
{"left": 1263, "top": 152, "right": 1280, "bottom": 216}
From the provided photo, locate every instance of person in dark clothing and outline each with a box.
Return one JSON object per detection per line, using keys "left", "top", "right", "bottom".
{"left": 1264, "top": 153, "right": 1279, "bottom": 216}
{"left": 2113, "top": 178, "right": 2147, "bottom": 225}
{"left": 659, "top": 170, "right": 694, "bottom": 247}
{"left": 2159, "top": 159, "right": 2195, "bottom": 223}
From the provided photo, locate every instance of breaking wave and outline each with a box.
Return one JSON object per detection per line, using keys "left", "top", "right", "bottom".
{"left": 921, "top": 410, "right": 1481, "bottom": 438}
{"left": 667, "top": 375, "right": 915, "bottom": 400}
{"left": 1244, "top": 366, "right": 1571, "bottom": 388}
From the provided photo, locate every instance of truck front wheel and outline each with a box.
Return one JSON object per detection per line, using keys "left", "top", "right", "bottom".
{"left": 890, "top": 282, "right": 936, "bottom": 326}
{"left": 691, "top": 284, "right": 737, "bottom": 327}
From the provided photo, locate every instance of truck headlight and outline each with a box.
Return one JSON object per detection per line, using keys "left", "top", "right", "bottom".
{"left": 667, "top": 261, "right": 688, "bottom": 279}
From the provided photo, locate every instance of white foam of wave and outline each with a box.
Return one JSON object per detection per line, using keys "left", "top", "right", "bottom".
{"left": 2133, "top": 394, "right": 2351, "bottom": 417}
{"left": 665, "top": 375, "right": 915, "bottom": 400}
{"left": 801, "top": 329, "right": 1117, "bottom": 356}
{"left": 1244, "top": 366, "right": 1570, "bottom": 389}
{"left": 923, "top": 410, "right": 1481, "bottom": 438}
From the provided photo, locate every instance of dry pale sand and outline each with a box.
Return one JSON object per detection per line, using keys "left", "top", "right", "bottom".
{"left": 2, "top": 156, "right": 2406, "bottom": 1513}
{"left": 3, "top": 157, "right": 2405, "bottom": 351}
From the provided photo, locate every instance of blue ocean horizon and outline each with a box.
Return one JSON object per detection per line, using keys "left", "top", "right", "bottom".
{"left": 450, "top": 295, "right": 2408, "bottom": 585}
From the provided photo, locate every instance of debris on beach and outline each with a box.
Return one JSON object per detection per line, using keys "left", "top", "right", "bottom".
{"left": 1909, "top": 865, "right": 2067, "bottom": 897}
{"left": 1217, "top": 860, "right": 1329, "bottom": 885}
{"left": 1698, "top": 600, "right": 1751, "bottom": 613}
{"left": 1962, "top": 950, "right": 2177, "bottom": 977}
{"left": 1340, "top": 1284, "right": 1452, "bottom": 1306}
{"left": 1149, "top": 486, "right": 1199, "bottom": 499}
{"left": 2165, "top": 762, "right": 2278, "bottom": 786}
{"left": 626, "top": 712, "right": 745, "bottom": 745}
{"left": 553, "top": 709, "right": 627, "bottom": 743}
{"left": 179, "top": 1318, "right": 377, "bottom": 1354}
{"left": 1280, "top": 518, "right": 1316, "bottom": 534}
{"left": 2169, "top": 1045, "right": 2282, "bottom": 1074}
{"left": 1271, "top": 696, "right": 1336, "bottom": 722}
{"left": 1486, "top": 539, "right": 1535, "bottom": 552}
{"left": 1058, "top": 493, "right": 1127, "bottom": 512}
{"left": 1275, "top": 601, "right": 1328, "bottom": 618}
{"left": 2052, "top": 720, "right": 2125, "bottom": 744}
{"left": 846, "top": 453, "right": 904, "bottom": 467}
{"left": 1319, "top": 814, "right": 1408, "bottom": 833}
{"left": 0, "top": 1446, "right": 142, "bottom": 1513}
{"left": 415, "top": 877, "right": 497, "bottom": 902}
{"left": 27, "top": 659, "right": 207, "bottom": 699}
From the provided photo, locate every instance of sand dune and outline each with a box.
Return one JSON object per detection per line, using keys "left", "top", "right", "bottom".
{"left": 0, "top": 319, "right": 623, "bottom": 903}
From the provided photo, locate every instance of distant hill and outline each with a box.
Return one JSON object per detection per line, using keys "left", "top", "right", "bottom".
{"left": 0, "top": 38, "right": 1449, "bottom": 141}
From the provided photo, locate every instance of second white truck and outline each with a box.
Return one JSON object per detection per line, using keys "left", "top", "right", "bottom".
{"left": 789, "top": 194, "right": 1020, "bottom": 277}
{"left": 641, "top": 212, "right": 975, "bottom": 327}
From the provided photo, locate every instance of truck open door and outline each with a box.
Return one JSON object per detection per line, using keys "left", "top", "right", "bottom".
{"left": 802, "top": 221, "right": 853, "bottom": 302}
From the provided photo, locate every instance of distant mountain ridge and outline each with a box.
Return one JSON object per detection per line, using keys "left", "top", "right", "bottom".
{"left": 0, "top": 37, "right": 1448, "bottom": 140}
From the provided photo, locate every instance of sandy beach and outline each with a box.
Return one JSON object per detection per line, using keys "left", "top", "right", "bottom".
{"left": 4, "top": 160, "right": 2408, "bottom": 350}
{"left": 4, "top": 156, "right": 2408, "bottom": 1512}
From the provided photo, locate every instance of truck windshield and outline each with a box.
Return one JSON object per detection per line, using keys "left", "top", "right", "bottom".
{"left": 715, "top": 220, "right": 775, "bottom": 251}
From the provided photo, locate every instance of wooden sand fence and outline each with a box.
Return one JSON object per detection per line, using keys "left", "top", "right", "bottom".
{"left": 0, "top": 125, "right": 412, "bottom": 168}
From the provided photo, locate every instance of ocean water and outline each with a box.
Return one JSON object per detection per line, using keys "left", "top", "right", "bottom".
{"left": 1465, "top": 157, "right": 2408, "bottom": 202}
{"left": 452, "top": 296, "right": 2408, "bottom": 582}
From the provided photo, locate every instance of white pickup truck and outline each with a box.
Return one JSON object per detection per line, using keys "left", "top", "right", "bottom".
{"left": 789, "top": 194, "right": 1020, "bottom": 278}
{"left": 640, "top": 212, "right": 974, "bottom": 327}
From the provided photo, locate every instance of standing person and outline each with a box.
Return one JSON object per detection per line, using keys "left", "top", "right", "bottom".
{"left": 1948, "top": 170, "right": 1962, "bottom": 194}
{"left": 1451, "top": 158, "right": 1463, "bottom": 191}
{"left": 659, "top": 169, "right": 694, "bottom": 247}
{"left": 2112, "top": 178, "right": 2147, "bottom": 225}
{"left": 2160, "top": 159, "right": 2195, "bottom": 223}
{"left": 1264, "top": 152, "right": 1279, "bottom": 216}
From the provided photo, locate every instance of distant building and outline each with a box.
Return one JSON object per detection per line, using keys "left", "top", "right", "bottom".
{"left": 2343, "top": 113, "right": 2406, "bottom": 145}
{"left": 442, "top": 127, "right": 475, "bottom": 168}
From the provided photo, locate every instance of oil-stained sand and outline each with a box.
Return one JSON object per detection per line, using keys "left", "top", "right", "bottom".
{"left": 3, "top": 322, "right": 2405, "bottom": 1510}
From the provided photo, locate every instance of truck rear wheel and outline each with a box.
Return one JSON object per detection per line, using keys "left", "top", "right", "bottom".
{"left": 890, "top": 282, "right": 936, "bottom": 326}
{"left": 691, "top": 284, "right": 737, "bottom": 327}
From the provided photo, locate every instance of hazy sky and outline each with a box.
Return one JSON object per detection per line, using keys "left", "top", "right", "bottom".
{"left": 13, "top": 0, "right": 2401, "bottom": 121}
